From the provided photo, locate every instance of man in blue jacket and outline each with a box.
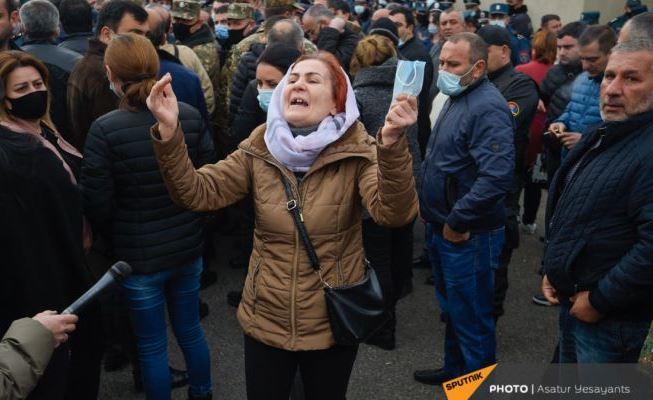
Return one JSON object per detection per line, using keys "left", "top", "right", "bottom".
{"left": 414, "top": 32, "right": 515, "bottom": 385}
{"left": 541, "top": 39, "right": 653, "bottom": 363}
{"left": 549, "top": 25, "right": 616, "bottom": 155}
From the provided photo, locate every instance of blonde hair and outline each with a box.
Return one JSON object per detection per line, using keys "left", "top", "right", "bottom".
{"left": 104, "top": 33, "right": 159, "bottom": 112}
{"left": 349, "top": 34, "right": 397, "bottom": 76}
{"left": 0, "top": 51, "right": 56, "bottom": 130}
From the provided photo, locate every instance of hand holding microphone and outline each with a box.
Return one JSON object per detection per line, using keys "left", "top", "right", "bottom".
{"left": 62, "top": 261, "right": 132, "bottom": 315}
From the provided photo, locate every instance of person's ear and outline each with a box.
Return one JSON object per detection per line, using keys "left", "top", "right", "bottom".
{"left": 473, "top": 59, "right": 486, "bottom": 80}
{"left": 99, "top": 26, "right": 112, "bottom": 44}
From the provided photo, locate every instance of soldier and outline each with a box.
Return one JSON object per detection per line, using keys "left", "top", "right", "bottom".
{"left": 477, "top": 25, "right": 539, "bottom": 319}
{"left": 216, "top": 0, "right": 316, "bottom": 153}
{"left": 223, "top": 2, "right": 257, "bottom": 55}
{"left": 171, "top": 0, "right": 221, "bottom": 117}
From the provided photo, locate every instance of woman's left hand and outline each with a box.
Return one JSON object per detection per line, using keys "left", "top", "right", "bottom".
{"left": 380, "top": 95, "right": 418, "bottom": 146}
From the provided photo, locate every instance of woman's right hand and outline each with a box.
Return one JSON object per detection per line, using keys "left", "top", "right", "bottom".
{"left": 146, "top": 73, "right": 178, "bottom": 140}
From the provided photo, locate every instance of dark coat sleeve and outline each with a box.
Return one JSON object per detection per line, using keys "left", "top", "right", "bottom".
{"left": 80, "top": 121, "right": 114, "bottom": 230}
{"left": 446, "top": 106, "right": 516, "bottom": 232}
{"left": 589, "top": 158, "right": 653, "bottom": 315}
{"left": 229, "top": 52, "right": 258, "bottom": 120}
{"left": 417, "top": 56, "right": 434, "bottom": 157}
{"left": 503, "top": 74, "right": 540, "bottom": 137}
{"left": 231, "top": 81, "right": 266, "bottom": 147}
{"left": 316, "top": 26, "right": 361, "bottom": 70}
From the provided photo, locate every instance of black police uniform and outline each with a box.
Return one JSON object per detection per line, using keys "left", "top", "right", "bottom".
{"left": 487, "top": 62, "right": 539, "bottom": 317}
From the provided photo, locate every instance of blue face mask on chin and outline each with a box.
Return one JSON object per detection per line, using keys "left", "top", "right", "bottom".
{"left": 436, "top": 62, "right": 478, "bottom": 96}
{"left": 257, "top": 88, "right": 274, "bottom": 111}
{"left": 214, "top": 24, "right": 229, "bottom": 40}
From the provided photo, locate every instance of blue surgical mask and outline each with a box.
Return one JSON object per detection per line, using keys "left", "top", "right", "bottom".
{"left": 392, "top": 59, "right": 426, "bottom": 100}
{"left": 354, "top": 5, "right": 365, "bottom": 15}
{"left": 257, "top": 88, "right": 274, "bottom": 111}
{"left": 108, "top": 80, "right": 122, "bottom": 98}
{"left": 215, "top": 24, "right": 229, "bottom": 40}
{"left": 398, "top": 39, "right": 405, "bottom": 47}
{"left": 436, "top": 62, "right": 478, "bottom": 96}
{"left": 428, "top": 24, "right": 438, "bottom": 35}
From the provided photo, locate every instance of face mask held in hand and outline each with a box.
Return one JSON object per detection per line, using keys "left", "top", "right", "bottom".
{"left": 6, "top": 90, "right": 48, "bottom": 120}
{"left": 392, "top": 60, "right": 426, "bottom": 101}
{"left": 436, "top": 61, "right": 479, "bottom": 97}
{"left": 257, "top": 88, "right": 274, "bottom": 111}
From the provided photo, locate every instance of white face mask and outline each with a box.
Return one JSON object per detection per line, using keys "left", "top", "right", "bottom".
{"left": 489, "top": 19, "right": 506, "bottom": 28}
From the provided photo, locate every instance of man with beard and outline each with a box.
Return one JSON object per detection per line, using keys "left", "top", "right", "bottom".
{"left": 0, "top": 0, "right": 19, "bottom": 51}
{"left": 223, "top": 2, "right": 256, "bottom": 55}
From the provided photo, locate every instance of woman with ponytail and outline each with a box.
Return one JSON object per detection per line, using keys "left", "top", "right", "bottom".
{"left": 80, "top": 33, "right": 215, "bottom": 400}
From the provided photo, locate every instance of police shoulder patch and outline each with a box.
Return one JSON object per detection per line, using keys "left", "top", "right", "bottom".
{"left": 508, "top": 101, "right": 520, "bottom": 117}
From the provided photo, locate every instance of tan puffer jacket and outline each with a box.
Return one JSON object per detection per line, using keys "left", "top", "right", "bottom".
{"left": 152, "top": 121, "right": 418, "bottom": 350}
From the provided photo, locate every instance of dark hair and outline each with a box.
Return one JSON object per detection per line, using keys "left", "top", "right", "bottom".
{"left": 389, "top": 7, "right": 415, "bottom": 28}
{"left": 59, "top": 0, "right": 92, "bottom": 34}
{"left": 258, "top": 43, "right": 302, "bottom": 75}
{"left": 330, "top": 0, "right": 350, "bottom": 15}
{"left": 96, "top": 0, "right": 148, "bottom": 38}
{"left": 447, "top": 32, "right": 488, "bottom": 64}
{"left": 578, "top": 25, "right": 617, "bottom": 54}
{"left": 557, "top": 21, "right": 587, "bottom": 40}
{"left": 0, "top": 0, "right": 19, "bottom": 17}
{"left": 540, "top": 14, "right": 560, "bottom": 28}
{"left": 626, "top": 12, "right": 653, "bottom": 42}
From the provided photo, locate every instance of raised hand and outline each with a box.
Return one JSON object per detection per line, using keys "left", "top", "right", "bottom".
{"left": 380, "top": 95, "right": 418, "bottom": 145}
{"left": 146, "top": 73, "right": 178, "bottom": 140}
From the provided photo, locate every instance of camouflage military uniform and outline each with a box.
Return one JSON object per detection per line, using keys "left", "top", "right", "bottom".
{"left": 217, "top": 24, "right": 317, "bottom": 132}
{"left": 172, "top": 0, "right": 223, "bottom": 146}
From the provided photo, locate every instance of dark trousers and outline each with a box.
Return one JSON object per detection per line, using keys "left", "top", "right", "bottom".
{"left": 244, "top": 335, "right": 358, "bottom": 400}
{"left": 361, "top": 218, "right": 414, "bottom": 308}
{"left": 522, "top": 173, "right": 543, "bottom": 225}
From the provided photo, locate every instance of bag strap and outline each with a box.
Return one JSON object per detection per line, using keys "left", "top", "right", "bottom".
{"left": 280, "top": 174, "right": 322, "bottom": 272}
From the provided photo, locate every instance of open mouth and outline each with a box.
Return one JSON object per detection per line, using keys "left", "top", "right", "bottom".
{"left": 290, "top": 97, "right": 309, "bottom": 107}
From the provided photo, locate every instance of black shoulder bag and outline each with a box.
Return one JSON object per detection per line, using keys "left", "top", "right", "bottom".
{"left": 281, "top": 175, "right": 389, "bottom": 346}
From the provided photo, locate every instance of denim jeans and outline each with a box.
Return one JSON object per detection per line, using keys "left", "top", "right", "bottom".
{"left": 122, "top": 258, "right": 212, "bottom": 399}
{"left": 426, "top": 223, "right": 504, "bottom": 377}
{"left": 558, "top": 300, "right": 650, "bottom": 363}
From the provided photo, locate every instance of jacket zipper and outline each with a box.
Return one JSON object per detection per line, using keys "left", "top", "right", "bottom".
{"left": 251, "top": 258, "right": 262, "bottom": 314}
{"left": 549, "top": 129, "right": 606, "bottom": 234}
{"left": 241, "top": 148, "right": 304, "bottom": 348}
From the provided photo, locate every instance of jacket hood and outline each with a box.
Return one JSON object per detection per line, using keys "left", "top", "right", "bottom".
{"left": 352, "top": 58, "right": 397, "bottom": 89}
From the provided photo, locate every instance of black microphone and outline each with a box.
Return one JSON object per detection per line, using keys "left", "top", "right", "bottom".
{"left": 62, "top": 261, "right": 132, "bottom": 315}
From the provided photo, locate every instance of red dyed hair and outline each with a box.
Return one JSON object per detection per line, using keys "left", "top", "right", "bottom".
{"left": 293, "top": 51, "right": 348, "bottom": 113}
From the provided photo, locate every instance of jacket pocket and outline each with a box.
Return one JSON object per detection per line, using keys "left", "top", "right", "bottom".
{"left": 251, "top": 258, "right": 262, "bottom": 314}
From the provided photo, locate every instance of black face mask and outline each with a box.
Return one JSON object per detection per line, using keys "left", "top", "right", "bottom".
{"left": 226, "top": 27, "right": 245, "bottom": 46}
{"left": 6, "top": 90, "right": 48, "bottom": 120}
{"left": 173, "top": 23, "right": 192, "bottom": 42}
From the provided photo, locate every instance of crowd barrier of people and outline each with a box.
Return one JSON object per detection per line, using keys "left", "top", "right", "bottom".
{"left": 1, "top": 0, "right": 653, "bottom": 399}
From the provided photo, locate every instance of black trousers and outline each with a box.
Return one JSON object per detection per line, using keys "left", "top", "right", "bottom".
{"left": 244, "top": 335, "right": 358, "bottom": 400}
{"left": 361, "top": 218, "right": 414, "bottom": 308}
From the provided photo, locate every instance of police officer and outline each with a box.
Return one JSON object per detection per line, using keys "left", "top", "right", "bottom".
{"left": 463, "top": 0, "right": 481, "bottom": 16}
{"left": 489, "top": 2, "right": 531, "bottom": 65}
{"left": 477, "top": 25, "right": 539, "bottom": 319}
{"left": 609, "top": 0, "right": 649, "bottom": 33}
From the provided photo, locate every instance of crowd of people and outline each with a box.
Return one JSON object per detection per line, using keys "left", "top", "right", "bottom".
{"left": 1, "top": 0, "right": 653, "bottom": 399}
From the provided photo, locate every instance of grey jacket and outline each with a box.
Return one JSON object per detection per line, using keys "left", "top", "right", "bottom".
{"left": 0, "top": 318, "right": 54, "bottom": 400}
{"left": 353, "top": 57, "right": 422, "bottom": 187}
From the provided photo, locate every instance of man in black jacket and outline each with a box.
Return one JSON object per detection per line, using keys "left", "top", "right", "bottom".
{"left": 478, "top": 25, "right": 539, "bottom": 319}
{"left": 389, "top": 7, "right": 434, "bottom": 156}
{"left": 541, "top": 39, "right": 653, "bottom": 363}
{"left": 19, "top": 0, "right": 81, "bottom": 142}
{"left": 302, "top": 4, "right": 361, "bottom": 71}
{"left": 58, "top": 0, "right": 94, "bottom": 55}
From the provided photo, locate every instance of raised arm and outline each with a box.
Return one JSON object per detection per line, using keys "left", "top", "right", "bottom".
{"left": 148, "top": 74, "right": 252, "bottom": 212}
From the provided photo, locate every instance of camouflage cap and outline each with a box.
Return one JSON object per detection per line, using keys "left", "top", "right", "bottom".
{"left": 227, "top": 3, "right": 254, "bottom": 20}
{"left": 171, "top": 0, "right": 201, "bottom": 20}
{"left": 263, "top": 0, "right": 304, "bottom": 11}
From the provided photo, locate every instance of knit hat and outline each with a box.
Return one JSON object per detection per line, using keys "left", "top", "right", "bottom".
{"left": 368, "top": 17, "right": 400, "bottom": 46}
{"left": 258, "top": 43, "right": 302, "bottom": 75}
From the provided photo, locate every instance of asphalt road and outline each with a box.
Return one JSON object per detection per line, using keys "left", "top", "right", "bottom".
{"left": 99, "top": 210, "right": 559, "bottom": 400}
